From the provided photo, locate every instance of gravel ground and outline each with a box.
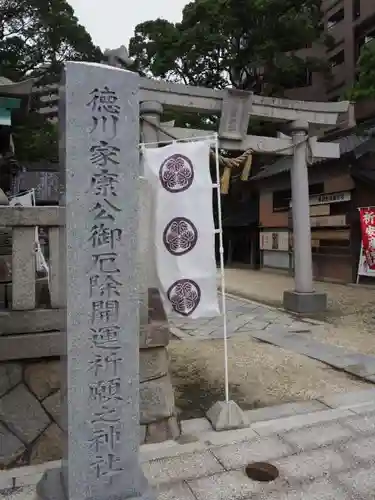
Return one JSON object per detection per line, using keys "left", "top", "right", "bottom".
{"left": 310, "top": 322, "right": 375, "bottom": 356}
{"left": 168, "top": 336, "right": 369, "bottom": 420}
{"left": 223, "top": 268, "right": 375, "bottom": 356}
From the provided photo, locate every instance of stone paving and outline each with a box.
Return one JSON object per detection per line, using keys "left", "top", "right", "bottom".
{"left": 2, "top": 388, "right": 375, "bottom": 500}
{"left": 169, "top": 294, "right": 375, "bottom": 384}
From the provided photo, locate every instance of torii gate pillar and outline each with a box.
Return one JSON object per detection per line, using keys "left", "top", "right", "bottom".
{"left": 283, "top": 120, "right": 327, "bottom": 314}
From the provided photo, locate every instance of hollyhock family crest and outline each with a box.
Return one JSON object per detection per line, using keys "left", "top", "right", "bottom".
{"left": 163, "top": 217, "right": 198, "bottom": 256}
{"left": 159, "top": 153, "right": 194, "bottom": 193}
{"left": 167, "top": 279, "right": 201, "bottom": 316}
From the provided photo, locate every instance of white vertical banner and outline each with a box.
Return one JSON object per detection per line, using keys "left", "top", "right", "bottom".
{"left": 142, "top": 140, "right": 220, "bottom": 318}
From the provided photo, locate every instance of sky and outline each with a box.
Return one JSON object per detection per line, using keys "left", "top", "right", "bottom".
{"left": 68, "top": 0, "right": 189, "bottom": 50}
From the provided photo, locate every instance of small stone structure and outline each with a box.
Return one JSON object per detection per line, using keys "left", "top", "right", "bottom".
{"left": 0, "top": 359, "right": 62, "bottom": 467}
{"left": 0, "top": 289, "right": 178, "bottom": 468}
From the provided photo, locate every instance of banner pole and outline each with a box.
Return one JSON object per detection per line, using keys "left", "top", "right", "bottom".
{"left": 214, "top": 133, "right": 230, "bottom": 404}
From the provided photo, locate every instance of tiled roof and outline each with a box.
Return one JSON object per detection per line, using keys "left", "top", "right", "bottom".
{"left": 251, "top": 134, "right": 370, "bottom": 181}
{"left": 0, "top": 77, "right": 14, "bottom": 86}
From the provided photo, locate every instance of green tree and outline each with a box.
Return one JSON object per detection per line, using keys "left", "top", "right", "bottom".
{"left": 0, "top": 0, "right": 102, "bottom": 161}
{"left": 11, "top": 111, "right": 59, "bottom": 162}
{"left": 129, "top": 0, "right": 329, "bottom": 95}
{"left": 349, "top": 40, "right": 375, "bottom": 102}
{"left": 0, "top": 0, "right": 102, "bottom": 83}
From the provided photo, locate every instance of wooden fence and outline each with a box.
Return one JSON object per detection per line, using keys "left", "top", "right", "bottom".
{"left": 0, "top": 206, "right": 64, "bottom": 361}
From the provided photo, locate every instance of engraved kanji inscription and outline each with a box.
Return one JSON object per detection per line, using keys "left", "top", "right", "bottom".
{"left": 87, "top": 86, "right": 120, "bottom": 137}
{"left": 90, "top": 423, "right": 122, "bottom": 453}
{"left": 91, "top": 326, "right": 121, "bottom": 350}
{"left": 91, "top": 299, "right": 119, "bottom": 324}
{"left": 90, "top": 274, "right": 122, "bottom": 298}
{"left": 87, "top": 87, "right": 121, "bottom": 115}
{"left": 89, "top": 224, "right": 122, "bottom": 249}
{"left": 90, "top": 453, "right": 123, "bottom": 480}
{"left": 91, "top": 252, "right": 120, "bottom": 274}
{"left": 90, "top": 200, "right": 121, "bottom": 221}
{"left": 89, "top": 351, "right": 123, "bottom": 377}
{"left": 91, "top": 406, "right": 120, "bottom": 425}
{"left": 90, "top": 141, "right": 120, "bottom": 167}
{"left": 92, "top": 169, "right": 119, "bottom": 197}
{"left": 89, "top": 377, "right": 122, "bottom": 404}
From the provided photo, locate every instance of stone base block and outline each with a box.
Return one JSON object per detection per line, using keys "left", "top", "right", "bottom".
{"left": 206, "top": 400, "right": 249, "bottom": 431}
{"left": 37, "top": 465, "right": 156, "bottom": 500}
{"left": 140, "top": 375, "right": 175, "bottom": 424}
{"left": 283, "top": 290, "right": 327, "bottom": 314}
{"left": 145, "top": 415, "right": 180, "bottom": 444}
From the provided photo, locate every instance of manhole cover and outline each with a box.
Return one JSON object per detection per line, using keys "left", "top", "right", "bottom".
{"left": 245, "top": 462, "right": 279, "bottom": 482}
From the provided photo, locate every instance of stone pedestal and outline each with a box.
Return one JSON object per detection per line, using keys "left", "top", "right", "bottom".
{"left": 139, "top": 288, "right": 180, "bottom": 443}
{"left": 283, "top": 290, "right": 327, "bottom": 314}
{"left": 206, "top": 401, "right": 249, "bottom": 431}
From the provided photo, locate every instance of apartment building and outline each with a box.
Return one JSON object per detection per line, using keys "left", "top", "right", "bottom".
{"left": 284, "top": 0, "right": 375, "bottom": 104}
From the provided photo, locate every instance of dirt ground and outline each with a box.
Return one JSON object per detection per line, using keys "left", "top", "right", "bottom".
{"left": 167, "top": 269, "right": 374, "bottom": 420}
{"left": 168, "top": 336, "right": 370, "bottom": 420}
{"left": 224, "top": 268, "right": 375, "bottom": 356}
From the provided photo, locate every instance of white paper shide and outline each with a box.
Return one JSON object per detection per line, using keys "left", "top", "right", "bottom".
{"left": 143, "top": 140, "right": 219, "bottom": 318}
{"left": 10, "top": 191, "right": 49, "bottom": 276}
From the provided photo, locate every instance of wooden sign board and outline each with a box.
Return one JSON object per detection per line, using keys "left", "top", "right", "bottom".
{"left": 310, "top": 204, "right": 330, "bottom": 216}
{"left": 310, "top": 214, "right": 347, "bottom": 227}
{"left": 309, "top": 191, "right": 351, "bottom": 206}
{"left": 260, "top": 230, "right": 289, "bottom": 251}
{"left": 290, "top": 191, "right": 351, "bottom": 208}
{"left": 311, "top": 229, "right": 350, "bottom": 240}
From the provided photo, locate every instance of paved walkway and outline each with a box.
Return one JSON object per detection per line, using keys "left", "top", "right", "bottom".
{"left": 169, "top": 294, "right": 375, "bottom": 384}
{"left": 2, "top": 389, "right": 375, "bottom": 500}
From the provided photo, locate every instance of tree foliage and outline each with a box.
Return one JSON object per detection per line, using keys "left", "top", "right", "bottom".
{"left": 0, "top": 0, "right": 102, "bottom": 162}
{"left": 0, "top": 0, "right": 102, "bottom": 83}
{"left": 349, "top": 40, "right": 375, "bottom": 102}
{"left": 129, "top": 0, "right": 328, "bottom": 96}
{"left": 12, "top": 111, "right": 59, "bottom": 162}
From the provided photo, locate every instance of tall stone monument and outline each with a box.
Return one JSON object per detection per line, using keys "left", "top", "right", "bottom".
{"left": 37, "top": 61, "right": 154, "bottom": 500}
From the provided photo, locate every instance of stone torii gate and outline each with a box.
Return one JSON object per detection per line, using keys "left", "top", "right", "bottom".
{"left": 34, "top": 54, "right": 351, "bottom": 312}
{"left": 136, "top": 78, "right": 351, "bottom": 314}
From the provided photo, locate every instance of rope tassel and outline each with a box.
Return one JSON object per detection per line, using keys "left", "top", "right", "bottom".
{"left": 241, "top": 153, "right": 253, "bottom": 181}
{"left": 220, "top": 166, "right": 232, "bottom": 194}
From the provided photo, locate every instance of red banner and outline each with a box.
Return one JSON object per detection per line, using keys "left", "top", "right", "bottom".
{"left": 359, "top": 208, "right": 375, "bottom": 270}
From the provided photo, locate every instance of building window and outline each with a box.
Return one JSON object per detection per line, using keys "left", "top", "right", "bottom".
{"left": 355, "top": 27, "right": 375, "bottom": 60}
{"left": 295, "top": 69, "right": 313, "bottom": 87}
{"left": 309, "top": 183, "right": 324, "bottom": 196}
{"left": 353, "top": 0, "right": 360, "bottom": 20}
{"left": 327, "top": 8, "right": 344, "bottom": 30}
{"left": 329, "top": 50, "right": 345, "bottom": 67}
{"left": 273, "top": 189, "right": 291, "bottom": 212}
{"left": 272, "top": 183, "right": 324, "bottom": 212}
{"left": 283, "top": 68, "right": 313, "bottom": 90}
